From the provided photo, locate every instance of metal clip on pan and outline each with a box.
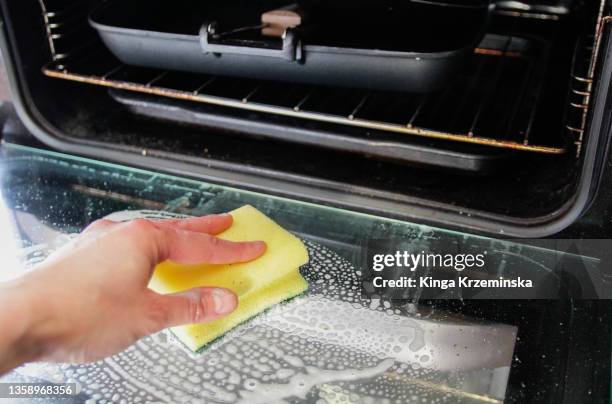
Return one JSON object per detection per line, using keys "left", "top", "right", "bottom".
{"left": 200, "top": 22, "right": 300, "bottom": 62}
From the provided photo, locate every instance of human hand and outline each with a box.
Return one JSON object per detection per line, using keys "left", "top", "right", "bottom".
{"left": 0, "top": 214, "right": 266, "bottom": 373}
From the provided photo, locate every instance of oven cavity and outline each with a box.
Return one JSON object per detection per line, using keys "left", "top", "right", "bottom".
{"left": 36, "top": 0, "right": 604, "bottom": 172}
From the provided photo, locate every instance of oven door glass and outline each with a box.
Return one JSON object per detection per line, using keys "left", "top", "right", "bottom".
{"left": 0, "top": 143, "right": 606, "bottom": 403}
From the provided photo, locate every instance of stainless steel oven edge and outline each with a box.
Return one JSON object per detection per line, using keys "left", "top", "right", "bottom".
{"left": 1, "top": 6, "right": 611, "bottom": 238}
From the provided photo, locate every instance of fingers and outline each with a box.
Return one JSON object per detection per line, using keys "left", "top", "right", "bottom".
{"left": 154, "top": 214, "right": 233, "bottom": 235}
{"left": 148, "top": 287, "right": 238, "bottom": 329}
{"left": 91, "top": 213, "right": 266, "bottom": 266}
{"left": 158, "top": 227, "right": 267, "bottom": 265}
{"left": 85, "top": 214, "right": 233, "bottom": 236}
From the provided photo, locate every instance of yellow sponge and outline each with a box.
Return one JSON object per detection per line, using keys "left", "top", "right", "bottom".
{"left": 148, "top": 205, "right": 310, "bottom": 351}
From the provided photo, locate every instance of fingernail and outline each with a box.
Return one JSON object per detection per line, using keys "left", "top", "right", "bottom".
{"left": 254, "top": 240, "right": 267, "bottom": 251}
{"left": 211, "top": 289, "right": 236, "bottom": 315}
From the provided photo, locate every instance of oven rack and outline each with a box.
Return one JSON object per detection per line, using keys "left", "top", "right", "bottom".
{"left": 40, "top": 0, "right": 567, "bottom": 154}
{"left": 566, "top": 8, "right": 612, "bottom": 157}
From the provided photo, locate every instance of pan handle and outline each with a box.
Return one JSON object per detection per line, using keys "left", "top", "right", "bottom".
{"left": 199, "top": 22, "right": 301, "bottom": 62}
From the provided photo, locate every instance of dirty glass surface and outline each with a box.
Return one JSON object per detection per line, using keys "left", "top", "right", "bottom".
{"left": 0, "top": 143, "right": 581, "bottom": 403}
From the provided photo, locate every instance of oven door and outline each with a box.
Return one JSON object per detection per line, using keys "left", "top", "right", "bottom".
{"left": 0, "top": 143, "right": 609, "bottom": 403}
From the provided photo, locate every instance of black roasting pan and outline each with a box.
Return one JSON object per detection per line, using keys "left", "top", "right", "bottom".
{"left": 89, "top": 0, "right": 492, "bottom": 92}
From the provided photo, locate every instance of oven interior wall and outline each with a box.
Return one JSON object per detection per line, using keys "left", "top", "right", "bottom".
{"left": 0, "top": 0, "right": 603, "bottom": 220}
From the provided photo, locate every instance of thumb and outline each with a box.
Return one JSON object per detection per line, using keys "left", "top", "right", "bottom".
{"left": 147, "top": 287, "right": 238, "bottom": 330}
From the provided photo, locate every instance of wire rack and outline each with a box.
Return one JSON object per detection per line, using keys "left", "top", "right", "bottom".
{"left": 565, "top": 0, "right": 612, "bottom": 156}
{"left": 39, "top": 0, "right": 575, "bottom": 154}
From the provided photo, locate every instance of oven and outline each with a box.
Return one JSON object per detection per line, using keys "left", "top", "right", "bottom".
{"left": 0, "top": 0, "right": 611, "bottom": 402}
{"left": 2, "top": 0, "right": 612, "bottom": 237}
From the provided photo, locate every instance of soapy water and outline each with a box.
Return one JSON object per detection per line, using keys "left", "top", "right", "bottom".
{"left": 13, "top": 211, "right": 515, "bottom": 403}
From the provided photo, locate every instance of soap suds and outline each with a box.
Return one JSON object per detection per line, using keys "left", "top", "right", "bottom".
{"left": 39, "top": 238, "right": 445, "bottom": 403}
